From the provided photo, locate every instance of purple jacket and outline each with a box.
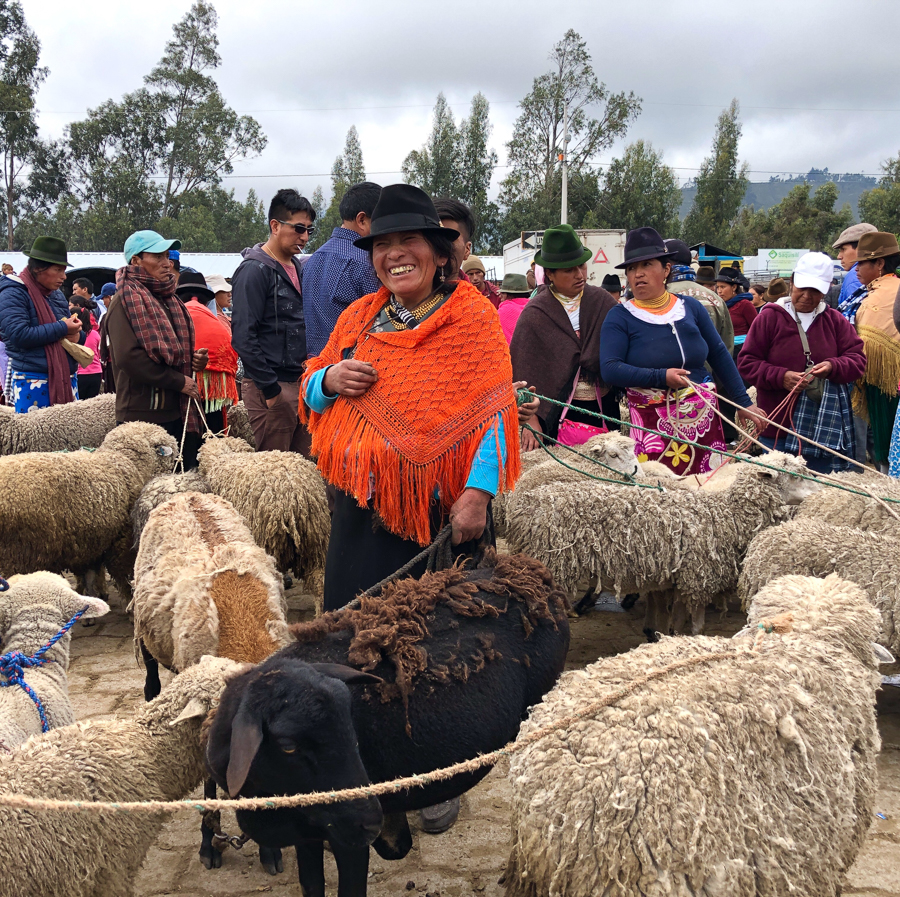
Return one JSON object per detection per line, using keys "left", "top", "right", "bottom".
{"left": 738, "top": 302, "right": 866, "bottom": 438}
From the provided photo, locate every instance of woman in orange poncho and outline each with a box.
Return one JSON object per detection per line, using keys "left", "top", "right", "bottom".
{"left": 301, "top": 185, "right": 521, "bottom": 612}
{"left": 176, "top": 272, "right": 239, "bottom": 435}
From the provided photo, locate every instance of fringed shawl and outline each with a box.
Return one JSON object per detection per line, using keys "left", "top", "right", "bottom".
{"left": 856, "top": 274, "right": 900, "bottom": 399}
{"left": 302, "top": 281, "right": 521, "bottom": 545}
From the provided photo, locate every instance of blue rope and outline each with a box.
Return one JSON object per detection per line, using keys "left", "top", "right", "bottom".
{"left": 0, "top": 606, "right": 89, "bottom": 733}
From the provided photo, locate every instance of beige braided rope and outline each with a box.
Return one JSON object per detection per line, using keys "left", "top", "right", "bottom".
{"left": 0, "top": 645, "right": 773, "bottom": 816}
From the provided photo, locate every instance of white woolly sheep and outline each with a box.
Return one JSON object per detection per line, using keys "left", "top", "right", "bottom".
{"left": 0, "top": 422, "right": 177, "bottom": 601}
{"left": 131, "top": 470, "right": 211, "bottom": 542}
{"left": 198, "top": 436, "right": 330, "bottom": 582}
{"left": 0, "top": 393, "right": 116, "bottom": 455}
{"left": 132, "top": 491, "right": 290, "bottom": 699}
{"left": 0, "top": 654, "right": 243, "bottom": 897}
{"left": 494, "top": 433, "right": 641, "bottom": 538}
{"left": 506, "top": 452, "right": 820, "bottom": 636}
{"left": 505, "top": 573, "right": 890, "bottom": 897}
{"left": 794, "top": 474, "right": 900, "bottom": 535}
{"left": 739, "top": 517, "right": 900, "bottom": 653}
{"left": 223, "top": 400, "right": 256, "bottom": 448}
{"left": 0, "top": 573, "right": 108, "bottom": 752}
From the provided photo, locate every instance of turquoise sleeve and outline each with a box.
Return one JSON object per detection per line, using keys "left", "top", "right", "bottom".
{"left": 304, "top": 366, "right": 338, "bottom": 413}
{"left": 465, "top": 416, "right": 507, "bottom": 496}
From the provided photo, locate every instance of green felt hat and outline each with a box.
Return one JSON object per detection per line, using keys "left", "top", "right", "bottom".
{"left": 533, "top": 225, "right": 592, "bottom": 269}
{"left": 23, "top": 236, "right": 71, "bottom": 267}
{"left": 500, "top": 272, "right": 531, "bottom": 295}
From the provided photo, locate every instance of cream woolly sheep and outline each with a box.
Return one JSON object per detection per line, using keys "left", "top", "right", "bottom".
{"left": 0, "top": 655, "right": 243, "bottom": 897}
{"left": 0, "top": 573, "right": 108, "bottom": 752}
{"left": 0, "top": 422, "right": 177, "bottom": 601}
{"left": 506, "top": 452, "right": 819, "bottom": 636}
{"left": 224, "top": 400, "right": 256, "bottom": 448}
{"left": 794, "top": 475, "right": 900, "bottom": 535}
{"left": 132, "top": 491, "right": 290, "bottom": 700}
{"left": 0, "top": 393, "right": 116, "bottom": 455}
{"left": 130, "top": 470, "right": 211, "bottom": 541}
{"left": 198, "top": 436, "right": 329, "bottom": 580}
{"left": 739, "top": 517, "right": 900, "bottom": 652}
{"left": 505, "top": 573, "right": 890, "bottom": 897}
{"left": 494, "top": 434, "right": 640, "bottom": 538}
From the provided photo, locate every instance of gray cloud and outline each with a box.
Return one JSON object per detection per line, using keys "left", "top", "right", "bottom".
{"left": 25, "top": 0, "right": 900, "bottom": 206}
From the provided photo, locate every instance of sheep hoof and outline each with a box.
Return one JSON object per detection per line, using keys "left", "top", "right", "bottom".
{"left": 199, "top": 846, "right": 222, "bottom": 869}
{"left": 260, "top": 845, "right": 283, "bottom": 875}
{"left": 282, "top": 573, "right": 293, "bottom": 590}
{"left": 573, "top": 589, "right": 596, "bottom": 616}
{"left": 643, "top": 628, "right": 660, "bottom": 643}
{"left": 621, "top": 593, "right": 639, "bottom": 611}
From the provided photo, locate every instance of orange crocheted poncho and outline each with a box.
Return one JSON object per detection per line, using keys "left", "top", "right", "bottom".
{"left": 301, "top": 281, "right": 521, "bottom": 545}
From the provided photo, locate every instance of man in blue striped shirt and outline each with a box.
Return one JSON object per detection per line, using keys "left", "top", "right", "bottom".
{"left": 303, "top": 182, "right": 382, "bottom": 358}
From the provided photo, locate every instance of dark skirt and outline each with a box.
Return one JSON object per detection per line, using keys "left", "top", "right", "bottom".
{"left": 323, "top": 489, "right": 494, "bottom": 612}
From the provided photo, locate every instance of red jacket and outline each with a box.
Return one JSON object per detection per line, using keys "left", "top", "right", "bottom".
{"left": 728, "top": 298, "right": 757, "bottom": 336}
{"left": 737, "top": 302, "right": 866, "bottom": 438}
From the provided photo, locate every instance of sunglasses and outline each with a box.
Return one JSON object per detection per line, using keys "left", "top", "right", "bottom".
{"left": 276, "top": 220, "right": 316, "bottom": 237}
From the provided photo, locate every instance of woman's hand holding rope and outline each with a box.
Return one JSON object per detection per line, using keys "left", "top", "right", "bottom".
{"left": 449, "top": 488, "right": 490, "bottom": 546}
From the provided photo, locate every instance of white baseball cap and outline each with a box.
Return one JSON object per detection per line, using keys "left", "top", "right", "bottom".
{"left": 204, "top": 273, "right": 232, "bottom": 293}
{"left": 792, "top": 252, "right": 833, "bottom": 295}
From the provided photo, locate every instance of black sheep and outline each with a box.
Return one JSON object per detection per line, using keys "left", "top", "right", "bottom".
{"left": 205, "top": 553, "right": 570, "bottom": 897}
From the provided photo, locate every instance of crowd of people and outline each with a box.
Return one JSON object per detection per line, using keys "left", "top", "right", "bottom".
{"left": 0, "top": 182, "right": 899, "bottom": 830}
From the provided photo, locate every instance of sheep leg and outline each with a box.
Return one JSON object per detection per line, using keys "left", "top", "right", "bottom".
{"left": 691, "top": 604, "right": 707, "bottom": 636}
{"left": 294, "top": 839, "right": 326, "bottom": 897}
{"left": 141, "top": 640, "right": 162, "bottom": 702}
{"left": 643, "top": 591, "right": 667, "bottom": 642}
{"left": 199, "top": 778, "right": 223, "bottom": 869}
{"left": 671, "top": 599, "right": 688, "bottom": 635}
{"left": 258, "top": 843, "right": 284, "bottom": 876}
{"left": 333, "top": 843, "right": 370, "bottom": 897}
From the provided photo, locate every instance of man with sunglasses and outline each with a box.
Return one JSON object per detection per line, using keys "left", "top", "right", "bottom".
{"left": 232, "top": 188, "right": 317, "bottom": 454}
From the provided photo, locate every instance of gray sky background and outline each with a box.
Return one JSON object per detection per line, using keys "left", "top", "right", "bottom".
{"left": 23, "top": 0, "right": 900, "bottom": 206}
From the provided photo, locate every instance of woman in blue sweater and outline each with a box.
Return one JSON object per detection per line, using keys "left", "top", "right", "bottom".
{"left": 600, "top": 228, "right": 763, "bottom": 474}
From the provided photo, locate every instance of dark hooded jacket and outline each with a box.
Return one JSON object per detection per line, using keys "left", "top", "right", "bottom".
{"left": 0, "top": 274, "right": 79, "bottom": 375}
{"left": 231, "top": 244, "right": 306, "bottom": 399}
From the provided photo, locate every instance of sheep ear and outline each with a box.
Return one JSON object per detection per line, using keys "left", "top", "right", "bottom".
{"left": 226, "top": 706, "right": 264, "bottom": 797}
{"left": 171, "top": 697, "right": 208, "bottom": 726}
{"left": 310, "top": 663, "right": 382, "bottom": 685}
{"left": 73, "top": 596, "right": 110, "bottom": 620}
{"left": 872, "top": 643, "right": 895, "bottom": 665}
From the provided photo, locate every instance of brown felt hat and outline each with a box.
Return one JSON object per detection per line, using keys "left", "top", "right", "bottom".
{"left": 764, "top": 277, "right": 789, "bottom": 301}
{"left": 695, "top": 265, "right": 715, "bottom": 284}
{"left": 856, "top": 231, "right": 900, "bottom": 262}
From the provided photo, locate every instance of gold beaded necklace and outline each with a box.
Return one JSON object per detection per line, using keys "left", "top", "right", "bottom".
{"left": 633, "top": 290, "right": 673, "bottom": 311}
{"left": 385, "top": 290, "right": 445, "bottom": 331}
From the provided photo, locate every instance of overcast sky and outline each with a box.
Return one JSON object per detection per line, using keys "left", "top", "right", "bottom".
{"left": 23, "top": 0, "right": 900, "bottom": 206}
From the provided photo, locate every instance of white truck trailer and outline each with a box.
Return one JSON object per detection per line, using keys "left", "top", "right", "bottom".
{"left": 503, "top": 228, "right": 626, "bottom": 287}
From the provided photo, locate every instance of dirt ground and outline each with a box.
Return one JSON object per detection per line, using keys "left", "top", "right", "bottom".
{"left": 66, "top": 584, "right": 900, "bottom": 897}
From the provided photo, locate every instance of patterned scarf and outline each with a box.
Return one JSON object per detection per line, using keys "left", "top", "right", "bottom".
{"left": 302, "top": 281, "right": 520, "bottom": 545}
{"left": 838, "top": 283, "right": 867, "bottom": 325}
{"left": 669, "top": 265, "right": 696, "bottom": 282}
{"left": 115, "top": 265, "right": 201, "bottom": 432}
{"left": 18, "top": 267, "right": 74, "bottom": 406}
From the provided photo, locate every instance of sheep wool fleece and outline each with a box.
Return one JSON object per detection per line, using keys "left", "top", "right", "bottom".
{"left": 794, "top": 475, "right": 900, "bottom": 536}
{"left": 198, "top": 436, "right": 330, "bottom": 579}
{"left": 739, "top": 517, "right": 900, "bottom": 653}
{"left": 0, "top": 656, "right": 242, "bottom": 897}
{"left": 0, "top": 422, "right": 177, "bottom": 585}
{"left": 131, "top": 470, "right": 211, "bottom": 542}
{"left": 0, "top": 392, "right": 116, "bottom": 455}
{"left": 132, "top": 491, "right": 290, "bottom": 670}
{"left": 505, "top": 574, "right": 883, "bottom": 897}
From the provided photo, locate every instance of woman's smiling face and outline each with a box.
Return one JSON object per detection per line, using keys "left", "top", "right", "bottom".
{"left": 372, "top": 231, "right": 446, "bottom": 306}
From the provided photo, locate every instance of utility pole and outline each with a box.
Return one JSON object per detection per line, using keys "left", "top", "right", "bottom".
{"left": 560, "top": 100, "right": 569, "bottom": 225}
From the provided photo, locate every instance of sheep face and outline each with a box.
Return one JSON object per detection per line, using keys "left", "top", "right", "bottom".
{"left": 99, "top": 422, "right": 178, "bottom": 481}
{"left": 0, "top": 571, "right": 110, "bottom": 635}
{"left": 206, "top": 657, "right": 383, "bottom": 851}
{"left": 754, "top": 453, "right": 821, "bottom": 505}
{"left": 580, "top": 432, "right": 639, "bottom": 477}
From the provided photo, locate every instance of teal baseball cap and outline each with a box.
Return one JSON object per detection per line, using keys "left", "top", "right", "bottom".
{"left": 123, "top": 230, "right": 181, "bottom": 263}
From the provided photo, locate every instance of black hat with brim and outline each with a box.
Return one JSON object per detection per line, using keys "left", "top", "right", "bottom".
{"left": 353, "top": 184, "right": 458, "bottom": 251}
{"left": 615, "top": 227, "right": 676, "bottom": 270}
{"left": 23, "top": 236, "right": 71, "bottom": 268}
{"left": 175, "top": 270, "right": 215, "bottom": 302}
{"left": 601, "top": 273, "right": 622, "bottom": 292}
{"left": 533, "top": 224, "right": 593, "bottom": 269}
{"left": 715, "top": 266, "right": 743, "bottom": 285}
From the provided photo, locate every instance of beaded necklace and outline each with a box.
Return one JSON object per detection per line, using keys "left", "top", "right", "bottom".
{"left": 634, "top": 290, "right": 675, "bottom": 314}
{"left": 385, "top": 290, "right": 445, "bottom": 331}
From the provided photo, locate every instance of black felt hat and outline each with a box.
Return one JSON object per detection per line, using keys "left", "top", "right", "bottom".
{"left": 663, "top": 239, "right": 692, "bottom": 266}
{"left": 353, "top": 184, "right": 458, "bottom": 251}
{"left": 715, "top": 266, "right": 744, "bottom": 286}
{"left": 601, "top": 273, "right": 622, "bottom": 293}
{"left": 175, "top": 270, "right": 215, "bottom": 302}
{"left": 615, "top": 227, "right": 676, "bottom": 269}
